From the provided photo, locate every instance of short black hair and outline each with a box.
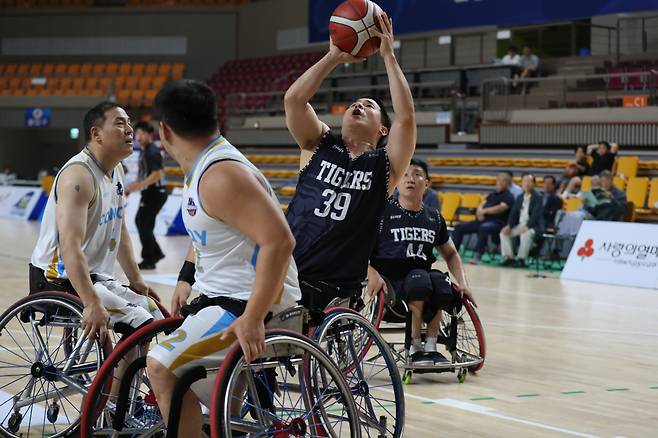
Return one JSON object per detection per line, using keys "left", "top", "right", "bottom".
{"left": 521, "top": 172, "right": 535, "bottom": 182}
{"left": 410, "top": 158, "right": 429, "bottom": 179}
{"left": 544, "top": 175, "right": 556, "bottom": 184}
{"left": 508, "top": 45, "right": 518, "bottom": 53}
{"left": 134, "top": 121, "right": 154, "bottom": 134}
{"left": 154, "top": 79, "right": 218, "bottom": 139}
{"left": 83, "top": 101, "right": 121, "bottom": 142}
{"left": 523, "top": 45, "right": 532, "bottom": 50}
{"left": 503, "top": 170, "right": 513, "bottom": 178}
{"left": 599, "top": 141, "right": 612, "bottom": 151}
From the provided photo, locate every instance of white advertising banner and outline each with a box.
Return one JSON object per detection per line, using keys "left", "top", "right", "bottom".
{"left": 0, "top": 186, "right": 42, "bottom": 220}
{"left": 124, "top": 191, "right": 182, "bottom": 236}
{"left": 561, "top": 220, "right": 658, "bottom": 289}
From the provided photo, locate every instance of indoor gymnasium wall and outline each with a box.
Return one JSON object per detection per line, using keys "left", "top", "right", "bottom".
{"left": 0, "top": 9, "right": 238, "bottom": 80}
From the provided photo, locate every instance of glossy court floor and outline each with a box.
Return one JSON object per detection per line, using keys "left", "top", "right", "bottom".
{"left": 0, "top": 218, "right": 656, "bottom": 437}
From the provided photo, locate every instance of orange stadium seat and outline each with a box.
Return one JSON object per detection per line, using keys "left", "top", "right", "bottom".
{"left": 20, "top": 78, "right": 31, "bottom": 90}
{"left": 125, "top": 76, "right": 139, "bottom": 89}
{"left": 116, "top": 89, "right": 131, "bottom": 104}
{"left": 54, "top": 63, "right": 67, "bottom": 76}
{"left": 144, "top": 89, "right": 158, "bottom": 107}
{"left": 157, "top": 63, "right": 172, "bottom": 77}
{"left": 67, "top": 64, "right": 81, "bottom": 76}
{"left": 46, "top": 77, "right": 58, "bottom": 92}
{"left": 92, "top": 63, "right": 106, "bottom": 76}
{"left": 132, "top": 63, "right": 145, "bottom": 76}
{"left": 138, "top": 76, "right": 152, "bottom": 90}
{"left": 171, "top": 63, "right": 185, "bottom": 80}
{"left": 145, "top": 63, "right": 158, "bottom": 76}
{"left": 17, "top": 64, "right": 29, "bottom": 76}
{"left": 80, "top": 63, "right": 93, "bottom": 76}
{"left": 118, "top": 63, "right": 131, "bottom": 76}
{"left": 42, "top": 63, "right": 54, "bottom": 76}
{"left": 5, "top": 64, "right": 17, "bottom": 76}
{"left": 0, "top": 65, "right": 5, "bottom": 76}
{"left": 29, "top": 64, "right": 43, "bottom": 76}
{"left": 72, "top": 77, "right": 85, "bottom": 91}
{"left": 98, "top": 77, "right": 112, "bottom": 92}
{"left": 130, "top": 89, "right": 145, "bottom": 107}
{"left": 152, "top": 76, "right": 167, "bottom": 90}
{"left": 106, "top": 63, "right": 119, "bottom": 76}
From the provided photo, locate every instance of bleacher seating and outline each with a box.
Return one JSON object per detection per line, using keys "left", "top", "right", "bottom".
{"left": 0, "top": 62, "right": 183, "bottom": 107}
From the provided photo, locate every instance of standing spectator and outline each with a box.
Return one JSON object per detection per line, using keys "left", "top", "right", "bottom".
{"left": 451, "top": 172, "right": 515, "bottom": 264}
{"left": 502, "top": 46, "right": 521, "bottom": 66}
{"left": 541, "top": 175, "right": 562, "bottom": 228}
{"left": 500, "top": 173, "right": 545, "bottom": 267}
{"left": 584, "top": 170, "right": 627, "bottom": 221}
{"left": 587, "top": 141, "right": 619, "bottom": 176}
{"left": 504, "top": 170, "right": 523, "bottom": 198}
{"left": 126, "top": 121, "right": 168, "bottom": 270}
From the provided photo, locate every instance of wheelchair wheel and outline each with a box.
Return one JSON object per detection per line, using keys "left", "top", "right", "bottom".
{"left": 0, "top": 292, "right": 111, "bottom": 438}
{"left": 314, "top": 308, "right": 404, "bottom": 438}
{"left": 440, "top": 298, "right": 486, "bottom": 373}
{"left": 211, "top": 329, "right": 361, "bottom": 438}
{"left": 359, "top": 288, "right": 385, "bottom": 329}
{"left": 80, "top": 317, "right": 184, "bottom": 438}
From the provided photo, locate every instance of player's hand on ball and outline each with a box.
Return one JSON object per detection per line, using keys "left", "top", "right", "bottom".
{"left": 371, "top": 14, "right": 395, "bottom": 58}
{"left": 329, "top": 38, "right": 365, "bottom": 64}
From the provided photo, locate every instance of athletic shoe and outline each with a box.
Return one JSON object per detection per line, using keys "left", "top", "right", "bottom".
{"left": 426, "top": 351, "right": 450, "bottom": 365}
{"left": 410, "top": 351, "right": 433, "bottom": 366}
{"left": 138, "top": 261, "right": 156, "bottom": 270}
{"left": 501, "top": 258, "right": 516, "bottom": 266}
{"left": 513, "top": 259, "right": 526, "bottom": 268}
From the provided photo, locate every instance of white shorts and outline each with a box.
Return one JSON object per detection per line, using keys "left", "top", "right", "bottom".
{"left": 94, "top": 279, "right": 164, "bottom": 330}
{"left": 147, "top": 305, "right": 237, "bottom": 405}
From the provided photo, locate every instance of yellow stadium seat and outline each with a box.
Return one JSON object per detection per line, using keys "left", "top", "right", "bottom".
{"left": 626, "top": 177, "right": 649, "bottom": 210}
{"left": 457, "top": 193, "right": 482, "bottom": 222}
{"left": 440, "top": 192, "right": 461, "bottom": 224}
{"left": 581, "top": 176, "right": 592, "bottom": 191}
{"left": 41, "top": 175, "right": 55, "bottom": 193}
{"left": 564, "top": 197, "right": 582, "bottom": 212}
{"left": 279, "top": 186, "right": 296, "bottom": 197}
{"left": 616, "top": 156, "right": 639, "bottom": 179}
{"left": 613, "top": 176, "right": 626, "bottom": 190}
{"left": 645, "top": 178, "right": 658, "bottom": 212}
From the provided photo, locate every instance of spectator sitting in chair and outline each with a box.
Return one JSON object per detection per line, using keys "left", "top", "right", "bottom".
{"left": 504, "top": 170, "right": 523, "bottom": 198}
{"left": 368, "top": 160, "right": 476, "bottom": 366}
{"left": 541, "top": 175, "right": 562, "bottom": 228}
{"left": 520, "top": 45, "right": 539, "bottom": 79}
{"left": 500, "top": 173, "right": 545, "bottom": 267}
{"left": 587, "top": 141, "right": 618, "bottom": 176}
{"left": 502, "top": 45, "right": 521, "bottom": 66}
{"left": 451, "top": 172, "right": 515, "bottom": 265}
{"left": 559, "top": 145, "right": 590, "bottom": 193}
{"left": 583, "top": 170, "right": 627, "bottom": 221}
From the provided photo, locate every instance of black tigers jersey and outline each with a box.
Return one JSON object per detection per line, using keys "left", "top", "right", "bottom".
{"left": 370, "top": 200, "right": 450, "bottom": 280}
{"left": 286, "top": 131, "right": 389, "bottom": 285}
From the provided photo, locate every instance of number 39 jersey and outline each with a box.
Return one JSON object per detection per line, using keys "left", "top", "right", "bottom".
{"left": 370, "top": 200, "right": 450, "bottom": 281}
{"left": 286, "top": 131, "right": 389, "bottom": 285}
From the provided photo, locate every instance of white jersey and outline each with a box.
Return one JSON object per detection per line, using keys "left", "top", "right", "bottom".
{"left": 183, "top": 136, "right": 301, "bottom": 313}
{"left": 31, "top": 148, "right": 125, "bottom": 281}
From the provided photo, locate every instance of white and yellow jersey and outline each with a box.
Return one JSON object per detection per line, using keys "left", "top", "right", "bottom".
{"left": 31, "top": 147, "right": 125, "bottom": 281}
{"left": 183, "top": 136, "right": 301, "bottom": 313}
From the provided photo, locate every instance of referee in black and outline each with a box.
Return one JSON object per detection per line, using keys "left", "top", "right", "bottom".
{"left": 126, "top": 121, "right": 168, "bottom": 270}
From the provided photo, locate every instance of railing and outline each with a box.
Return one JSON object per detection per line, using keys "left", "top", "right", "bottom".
{"left": 481, "top": 70, "right": 658, "bottom": 122}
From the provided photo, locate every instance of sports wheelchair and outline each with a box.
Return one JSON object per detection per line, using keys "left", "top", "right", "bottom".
{"left": 0, "top": 288, "right": 168, "bottom": 438}
{"left": 361, "top": 279, "right": 485, "bottom": 385}
{"left": 80, "top": 305, "right": 363, "bottom": 438}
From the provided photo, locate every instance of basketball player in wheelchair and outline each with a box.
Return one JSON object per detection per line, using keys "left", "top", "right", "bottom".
{"left": 367, "top": 158, "right": 480, "bottom": 378}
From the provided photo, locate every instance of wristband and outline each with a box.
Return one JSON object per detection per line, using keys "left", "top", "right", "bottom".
{"left": 177, "top": 260, "right": 196, "bottom": 285}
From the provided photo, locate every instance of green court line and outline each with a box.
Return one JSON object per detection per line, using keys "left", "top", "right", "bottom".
{"left": 606, "top": 388, "right": 629, "bottom": 392}
{"left": 649, "top": 386, "right": 658, "bottom": 390}
{"left": 561, "top": 391, "right": 586, "bottom": 395}
{"left": 470, "top": 396, "right": 496, "bottom": 401}
{"left": 515, "top": 393, "right": 541, "bottom": 398}
{"left": 422, "top": 401, "right": 435, "bottom": 404}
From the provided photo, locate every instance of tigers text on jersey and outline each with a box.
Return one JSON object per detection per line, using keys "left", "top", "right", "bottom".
{"left": 286, "top": 131, "right": 389, "bottom": 285}
{"left": 370, "top": 200, "right": 450, "bottom": 280}
{"left": 31, "top": 148, "right": 125, "bottom": 281}
{"left": 182, "top": 136, "right": 301, "bottom": 312}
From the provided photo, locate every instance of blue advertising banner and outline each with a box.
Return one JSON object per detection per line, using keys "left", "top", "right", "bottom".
{"left": 24, "top": 108, "right": 51, "bottom": 128}
{"left": 309, "top": 0, "right": 658, "bottom": 42}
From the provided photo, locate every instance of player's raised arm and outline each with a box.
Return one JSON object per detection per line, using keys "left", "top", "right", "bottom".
{"left": 371, "top": 15, "right": 416, "bottom": 195}
{"left": 284, "top": 41, "right": 362, "bottom": 151}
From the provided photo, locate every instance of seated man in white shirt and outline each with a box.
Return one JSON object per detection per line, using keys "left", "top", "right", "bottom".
{"left": 502, "top": 45, "right": 521, "bottom": 66}
{"left": 500, "top": 173, "right": 545, "bottom": 267}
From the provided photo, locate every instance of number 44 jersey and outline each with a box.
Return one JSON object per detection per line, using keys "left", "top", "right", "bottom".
{"left": 286, "top": 131, "right": 389, "bottom": 285}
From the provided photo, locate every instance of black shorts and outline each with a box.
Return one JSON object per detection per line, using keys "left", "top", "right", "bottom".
{"left": 298, "top": 279, "right": 363, "bottom": 312}
{"left": 390, "top": 270, "right": 456, "bottom": 323}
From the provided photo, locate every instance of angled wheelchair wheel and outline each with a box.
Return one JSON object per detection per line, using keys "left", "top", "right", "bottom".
{"left": 211, "top": 329, "right": 361, "bottom": 438}
{"left": 359, "top": 288, "right": 386, "bottom": 330}
{"left": 0, "top": 292, "right": 111, "bottom": 438}
{"left": 440, "top": 298, "right": 486, "bottom": 373}
{"left": 80, "top": 317, "right": 184, "bottom": 438}
{"left": 314, "top": 308, "right": 404, "bottom": 438}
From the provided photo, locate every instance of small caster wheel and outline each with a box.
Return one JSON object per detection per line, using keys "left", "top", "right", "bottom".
{"left": 8, "top": 411, "right": 22, "bottom": 433}
{"left": 402, "top": 370, "right": 412, "bottom": 385}
{"left": 457, "top": 368, "right": 467, "bottom": 383}
{"left": 47, "top": 403, "right": 59, "bottom": 423}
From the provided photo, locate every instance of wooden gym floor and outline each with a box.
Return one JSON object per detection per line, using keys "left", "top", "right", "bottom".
{"left": 0, "top": 218, "right": 656, "bottom": 437}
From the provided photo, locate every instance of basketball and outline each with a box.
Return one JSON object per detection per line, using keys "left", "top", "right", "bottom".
{"left": 329, "top": 0, "right": 385, "bottom": 58}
